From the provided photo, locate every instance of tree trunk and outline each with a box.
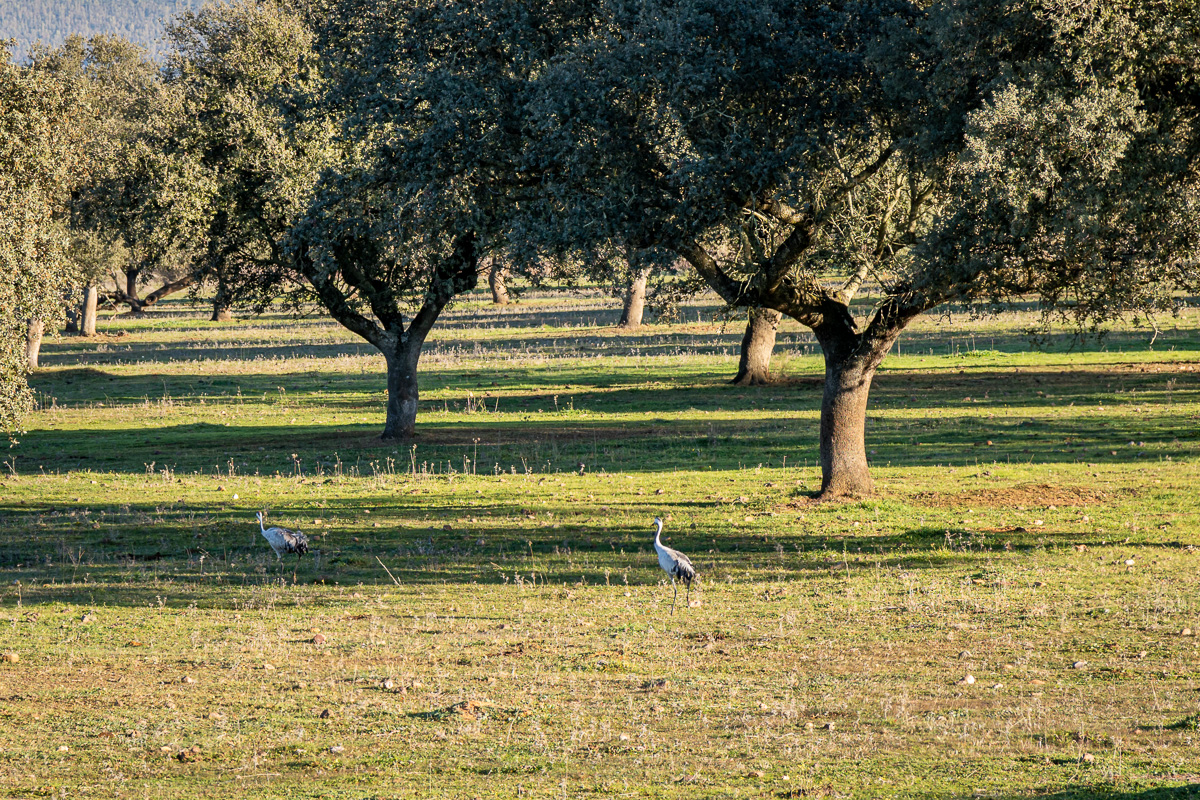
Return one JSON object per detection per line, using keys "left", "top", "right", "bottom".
{"left": 211, "top": 301, "right": 233, "bottom": 322}
{"left": 26, "top": 320, "right": 44, "bottom": 370}
{"left": 618, "top": 266, "right": 652, "bottom": 328}
{"left": 732, "top": 307, "right": 781, "bottom": 385}
{"left": 64, "top": 302, "right": 79, "bottom": 334}
{"left": 382, "top": 342, "right": 421, "bottom": 440}
{"left": 817, "top": 354, "right": 877, "bottom": 498}
{"left": 488, "top": 264, "right": 510, "bottom": 305}
{"left": 125, "top": 268, "right": 140, "bottom": 304}
{"left": 80, "top": 287, "right": 98, "bottom": 336}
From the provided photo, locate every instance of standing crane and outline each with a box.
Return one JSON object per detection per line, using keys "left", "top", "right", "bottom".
{"left": 652, "top": 517, "right": 696, "bottom": 613}
{"left": 256, "top": 510, "right": 310, "bottom": 583}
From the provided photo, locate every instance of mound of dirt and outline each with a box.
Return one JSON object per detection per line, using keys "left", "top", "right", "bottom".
{"left": 912, "top": 483, "right": 1131, "bottom": 509}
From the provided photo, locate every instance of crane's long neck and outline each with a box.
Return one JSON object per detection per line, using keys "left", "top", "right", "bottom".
{"left": 257, "top": 514, "right": 267, "bottom": 534}
{"left": 653, "top": 521, "right": 663, "bottom": 548}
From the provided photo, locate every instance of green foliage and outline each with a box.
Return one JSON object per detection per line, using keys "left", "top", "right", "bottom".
{"left": 0, "top": 47, "right": 88, "bottom": 435}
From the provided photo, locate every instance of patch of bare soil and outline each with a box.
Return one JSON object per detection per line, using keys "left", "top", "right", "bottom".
{"left": 911, "top": 482, "right": 1134, "bottom": 509}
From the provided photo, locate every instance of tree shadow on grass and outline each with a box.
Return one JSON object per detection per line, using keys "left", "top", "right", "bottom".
{"left": 0, "top": 494, "right": 1173, "bottom": 607}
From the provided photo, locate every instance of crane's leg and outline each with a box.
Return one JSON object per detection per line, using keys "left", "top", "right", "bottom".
{"left": 671, "top": 578, "right": 677, "bottom": 615}
{"left": 685, "top": 580, "right": 691, "bottom": 607}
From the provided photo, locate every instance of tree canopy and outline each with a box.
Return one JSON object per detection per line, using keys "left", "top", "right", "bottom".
{"left": 0, "top": 46, "right": 89, "bottom": 435}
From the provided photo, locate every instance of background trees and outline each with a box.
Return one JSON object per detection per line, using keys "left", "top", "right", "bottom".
{"left": 503, "top": 0, "right": 1200, "bottom": 497}
{"left": 0, "top": 46, "right": 88, "bottom": 434}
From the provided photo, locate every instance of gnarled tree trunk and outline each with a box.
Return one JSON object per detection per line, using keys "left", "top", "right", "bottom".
{"left": 80, "top": 286, "right": 98, "bottom": 336}
{"left": 211, "top": 301, "right": 233, "bottom": 322}
{"left": 488, "top": 264, "right": 510, "bottom": 305}
{"left": 817, "top": 354, "right": 877, "bottom": 497}
{"left": 382, "top": 341, "right": 422, "bottom": 440}
{"left": 26, "top": 320, "right": 44, "bottom": 370}
{"left": 732, "top": 307, "right": 781, "bottom": 385}
{"left": 618, "top": 266, "right": 651, "bottom": 328}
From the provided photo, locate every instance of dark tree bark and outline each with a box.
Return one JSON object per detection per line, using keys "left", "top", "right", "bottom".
{"left": 64, "top": 302, "right": 80, "bottom": 334}
{"left": 618, "top": 266, "right": 652, "bottom": 328}
{"left": 304, "top": 232, "right": 479, "bottom": 440}
{"left": 732, "top": 307, "right": 781, "bottom": 385}
{"left": 26, "top": 320, "right": 44, "bottom": 370}
{"left": 488, "top": 263, "right": 510, "bottom": 305}
{"left": 124, "top": 267, "right": 140, "bottom": 303}
{"left": 80, "top": 286, "right": 98, "bottom": 336}
{"left": 211, "top": 301, "right": 233, "bottom": 322}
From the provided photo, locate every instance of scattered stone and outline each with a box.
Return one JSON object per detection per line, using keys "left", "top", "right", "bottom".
{"left": 1030, "top": 679, "right": 1046, "bottom": 685}
{"left": 991, "top": 683, "right": 1003, "bottom": 690}
{"left": 312, "top": 634, "right": 326, "bottom": 645}
{"left": 747, "top": 770, "right": 764, "bottom": 778}
{"left": 181, "top": 676, "right": 196, "bottom": 685}
{"left": 262, "top": 663, "right": 275, "bottom": 671}
{"left": 1, "top": 652, "right": 17, "bottom": 664}
{"left": 382, "top": 679, "right": 395, "bottom": 691}
{"left": 1183, "top": 628, "right": 1194, "bottom": 637}
{"left": 1082, "top": 753, "right": 1095, "bottom": 764}
{"left": 1075, "top": 545, "right": 1088, "bottom": 552}
{"left": 81, "top": 613, "right": 96, "bottom": 624}
{"left": 618, "top": 733, "right": 630, "bottom": 742}
{"left": 1137, "top": 651, "right": 1148, "bottom": 659}
{"left": 1125, "top": 559, "right": 1135, "bottom": 567}
{"left": 319, "top": 709, "right": 330, "bottom": 719}
{"left": 160, "top": 746, "right": 173, "bottom": 754}
{"left": 958, "top": 651, "right": 971, "bottom": 659}
{"left": 207, "top": 711, "right": 225, "bottom": 721}
{"left": 58, "top": 745, "right": 68, "bottom": 752}
{"left": 1073, "top": 661, "right": 1088, "bottom": 669}
{"left": 959, "top": 675, "right": 976, "bottom": 685}
{"left": 804, "top": 722, "right": 815, "bottom": 731}
{"left": 330, "top": 745, "right": 344, "bottom": 753}
{"left": 823, "top": 722, "right": 835, "bottom": 731}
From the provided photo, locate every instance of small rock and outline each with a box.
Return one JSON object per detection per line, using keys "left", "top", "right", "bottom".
{"left": 207, "top": 711, "right": 224, "bottom": 720}
{"left": 262, "top": 663, "right": 275, "bottom": 671}
{"left": 1081, "top": 753, "right": 1095, "bottom": 764}
{"left": 1075, "top": 545, "right": 1088, "bottom": 552}
{"left": 382, "top": 679, "right": 395, "bottom": 691}
{"left": 959, "top": 651, "right": 971, "bottom": 659}
{"left": 804, "top": 722, "right": 815, "bottom": 731}
{"left": 81, "top": 613, "right": 96, "bottom": 624}
{"left": 655, "top": 488, "right": 664, "bottom": 495}
{"left": 1124, "top": 559, "right": 1135, "bottom": 567}
{"left": 959, "top": 675, "right": 975, "bottom": 685}
{"left": 312, "top": 633, "right": 326, "bottom": 645}
{"left": 823, "top": 722, "right": 835, "bottom": 731}
{"left": 1073, "top": 661, "right": 1088, "bottom": 669}
{"left": 1030, "top": 679, "right": 1046, "bottom": 685}
{"left": 618, "top": 734, "right": 630, "bottom": 742}
{"left": 1, "top": 652, "right": 18, "bottom": 664}
{"left": 1183, "top": 628, "right": 1194, "bottom": 637}
{"left": 330, "top": 745, "right": 344, "bottom": 753}
{"left": 319, "top": 709, "right": 330, "bottom": 719}
{"left": 160, "top": 745, "right": 173, "bottom": 754}
{"left": 232, "top": 494, "right": 239, "bottom": 500}
{"left": 1137, "top": 651, "right": 1148, "bottom": 659}
{"left": 747, "top": 770, "right": 764, "bottom": 778}
{"left": 181, "top": 676, "right": 196, "bottom": 684}
{"left": 58, "top": 745, "right": 69, "bottom": 752}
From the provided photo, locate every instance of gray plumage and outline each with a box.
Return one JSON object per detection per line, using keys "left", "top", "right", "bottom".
{"left": 652, "top": 517, "right": 696, "bottom": 613}
{"left": 256, "top": 511, "right": 309, "bottom": 579}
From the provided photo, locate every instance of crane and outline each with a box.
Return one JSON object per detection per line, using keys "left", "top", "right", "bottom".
{"left": 652, "top": 517, "right": 696, "bottom": 613}
{"left": 256, "top": 510, "right": 310, "bottom": 583}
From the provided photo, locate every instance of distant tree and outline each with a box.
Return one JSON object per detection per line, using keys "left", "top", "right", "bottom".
{"left": 517, "top": 0, "right": 1200, "bottom": 497}
{"left": 0, "top": 46, "right": 88, "bottom": 434}
{"left": 28, "top": 34, "right": 162, "bottom": 330}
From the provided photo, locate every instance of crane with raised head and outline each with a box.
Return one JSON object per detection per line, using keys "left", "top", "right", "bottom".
{"left": 256, "top": 510, "right": 309, "bottom": 582}
{"left": 652, "top": 516, "right": 696, "bottom": 613}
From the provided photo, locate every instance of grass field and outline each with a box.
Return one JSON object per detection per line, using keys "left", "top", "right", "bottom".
{"left": 2, "top": 285, "right": 1199, "bottom": 798}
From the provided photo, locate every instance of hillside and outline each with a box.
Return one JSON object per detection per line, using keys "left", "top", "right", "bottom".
{"left": 0, "top": 0, "right": 204, "bottom": 61}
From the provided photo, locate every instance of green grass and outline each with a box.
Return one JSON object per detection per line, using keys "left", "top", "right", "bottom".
{"left": 2, "top": 287, "right": 1199, "bottom": 798}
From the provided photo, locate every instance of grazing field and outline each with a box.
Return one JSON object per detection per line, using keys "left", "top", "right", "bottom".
{"left": 2, "top": 286, "right": 1199, "bottom": 799}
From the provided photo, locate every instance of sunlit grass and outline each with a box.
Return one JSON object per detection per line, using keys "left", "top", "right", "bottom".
{"left": 0, "top": 287, "right": 1198, "bottom": 798}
